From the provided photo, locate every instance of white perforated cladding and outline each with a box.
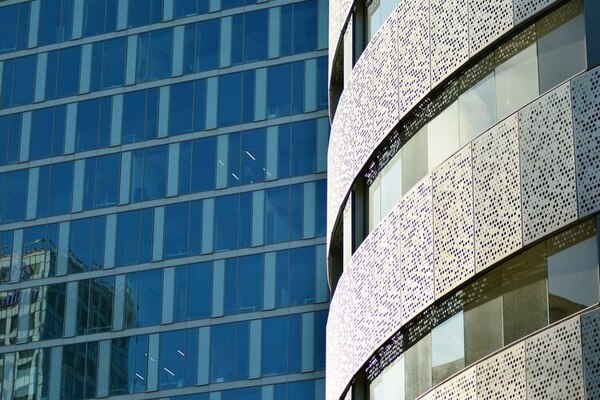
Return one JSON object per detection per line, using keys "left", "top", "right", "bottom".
{"left": 469, "top": 0, "right": 514, "bottom": 55}
{"left": 398, "top": 0, "right": 431, "bottom": 117}
{"left": 519, "top": 83, "right": 577, "bottom": 245}
{"left": 525, "top": 316, "right": 584, "bottom": 399}
{"left": 400, "top": 176, "right": 434, "bottom": 322}
{"left": 477, "top": 342, "right": 527, "bottom": 400}
{"left": 433, "top": 145, "right": 475, "bottom": 298}
{"left": 513, "top": 0, "right": 560, "bottom": 24}
{"left": 573, "top": 67, "right": 600, "bottom": 218}
{"left": 581, "top": 308, "right": 600, "bottom": 400}
{"left": 430, "top": 0, "right": 469, "bottom": 86}
{"left": 432, "top": 366, "right": 477, "bottom": 400}
{"left": 351, "top": 53, "right": 376, "bottom": 176}
{"left": 472, "top": 115, "right": 522, "bottom": 272}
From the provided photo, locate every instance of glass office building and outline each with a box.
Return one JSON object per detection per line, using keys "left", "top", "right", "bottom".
{"left": 0, "top": 0, "right": 329, "bottom": 399}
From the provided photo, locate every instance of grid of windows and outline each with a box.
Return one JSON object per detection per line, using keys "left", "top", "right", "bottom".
{"left": 0, "top": 0, "right": 329, "bottom": 398}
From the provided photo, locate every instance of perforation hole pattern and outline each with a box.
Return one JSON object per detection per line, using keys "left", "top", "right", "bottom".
{"left": 433, "top": 366, "right": 477, "bottom": 400}
{"left": 519, "top": 83, "right": 577, "bottom": 245}
{"left": 476, "top": 342, "right": 527, "bottom": 400}
{"left": 514, "top": 0, "right": 560, "bottom": 24}
{"left": 433, "top": 145, "right": 474, "bottom": 298}
{"left": 573, "top": 68, "right": 600, "bottom": 217}
{"left": 472, "top": 114, "right": 522, "bottom": 272}
{"left": 430, "top": 0, "right": 469, "bottom": 85}
{"left": 469, "top": 0, "right": 514, "bottom": 55}
{"left": 581, "top": 308, "right": 600, "bottom": 399}
{"left": 525, "top": 317, "right": 584, "bottom": 399}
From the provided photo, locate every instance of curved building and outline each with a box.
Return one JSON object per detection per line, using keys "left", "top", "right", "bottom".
{"left": 326, "top": 0, "right": 600, "bottom": 399}
{"left": 0, "top": 0, "right": 330, "bottom": 399}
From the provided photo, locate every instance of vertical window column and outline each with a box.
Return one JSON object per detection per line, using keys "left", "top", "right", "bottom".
{"left": 252, "top": 191, "right": 265, "bottom": 247}
{"left": 216, "top": 135, "right": 228, "bottom": 189}
{"left": 316, "top": 118, "right": 329, "bottom": 173}
{"left": 202, "top": 198, "right": 214, "bottom": 253}
{"left": 268, "top": 8, "right": 281, "bottom": 59}
{"left": 10, "top": 230, "right": 22, "bottom": 282}
{"left": 317, "top": 0, "right": 328, "bottom": 49}
{"left": 167, "top": 143, "right": 180, "bottom": 197}
{"left": 28, "top": 1, "right": 40, "bottom": 49}
{"left": 206, "top": 77, "right": 218, "bottom": 129}
{"left": 210, "top": 0, "right": 220, "bottom": 12}
{"left": 198, "top": 326, "right": 210, "bottom": 385}
{"left": 119, "top": 151, "right": 131, "bottom": 205}
{"left": 112, "top": 274, "right": 126, "bottom": 331}
{"left": 304, "top": 58, "right": 317, "bottom": 112}
{"left": 263, "top": 252, "right": 276, "bottom": 310}
{"left": 1, "top": 353, "right": 14, "bottom": 399}
{"left": 117, "top": 0, "right": 128, "bottom": 30}
{"left": 153, "top": 206, "right": 165, "bottom": 261}
{"left": 64, "top": 280, "right": 79, "bottom": 337}
{"left": 34, "top": 53, "right": 47, "bottom": 102}
{"left": 303, "top": 182, "right": 316, "bottom": 238}
{"left": 104, "top": 214, "right": 117, "bottom": 269}
{"left": 249, "top": 320, "right": 262, "bottom": 378}
{"left": 71, "top": 159, "right": 85, "bottom": 212}
{"left": 64, "top": 103, "right": 77, "bottom": 154}
{"left": 16, "top": 288, "right": 31, "bottom": 343}
{"left": 220, "top": 17, "right": 232, "bottom": 68}
{"left": 56, "top": 222, "right": 70, "bottom": 276}
{"left": 111, "top": 94, "right": 123, "bottom": 146}
{"left": 266, "top": 126, "right": 278, "bottom": 180}
{"left": 26, "top": 168, "right": 39, "bottom": 220}
{"left": 79, "top": 44, "right": 92, "bottom": 94}
{"left": 126, "top": 35, "right": 138, "bottom": 85}
{"left": 172, "top": 25, "right": 185, "bottom": 76}
{"left": 162, "top": 267, "right": 175, "bottom": 324}
{"left": 158, "top": 86, "right": 170, "bottom": 138}
{"left": 316, "top": 245, "right": 328, "bottom": 302}
{"left": 302, "top": 312, "right": 315, "bottom": 372}
{"left": 212, "top": 259, "right": 225, "bottom": 317}
{"left": 163, "top": 0, "right": 174, "bottom": 21}
{"left": 255, "top": 68, "right": 267, "bottom": 121}
{"left": 96, "top": 340, "right": 111, "bottom": 397}
{"left": 72, "top": 0, "right": 84, "bottom": 39}
{"left": 147, "top": 334, "right": 159, "bottom": 391}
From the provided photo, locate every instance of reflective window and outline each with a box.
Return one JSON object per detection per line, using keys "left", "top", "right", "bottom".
{"left": 62, "top": 342, "right": 98, "bottom": 399}
{"left": 14, "top": 349, "right": 50, "bottom": 400}
{"left": 244, "top": 10, "right": 268, "bottom": 62}
{"left": 262, "top": 316, "right": 288, "bottom": 376}
{"left": 83, "top": 154, "right": 120, "bottom": 210}
{"left": 293, "top": 0, "right": 318, "bottom": 53}
{"left": 76, "top": 97, "right": 112, "bottom": 152}
{"left": 39, "top": 0, "right": 74, "bottom": 46}
{"left": 137, "top": 28, "right": 173, "bottom": 82}
{"left": 164, "top": 202, "right": 191, "bottom": 259}
{"left": 1, "top": 169, "right": 27, "bottom": 223}
{"left": 69, "top": 216, "right": 106, "bottom": 272}
{"left": 214, "top": 195, "right": 239, "bottom": 251}
{"left": 459, "top": 72, "right": 496, "bottom": 145}
{"left": 91, "top": 37, "right": 126, "bottom": 90}
{"left": 170, "top": 81, "right": 194, "bottom": 135}
{"left": 289, "top": 247, "right": 316, "bottom": 306}
{"left": 46, "top": 46, "right": 81, "bottom": 100}
{"left": 110, "top": 335, "right": 149, "bottom": 394}
{"left": 174, "top": 262, "right": 212, "bottom": 322}
{"left": 30, "top": 106, "right": 66, "bottom": 161}
{"left": 210, "top": 323, "right": 235, "bottom": 383}
{"left": 1, "top": 55, "right": 36, "bottom": 108}
{"left": 174, "top": 0, "right": 203, "bottom": 18}
{"left": 178, "top": 136, "right": 216, "bottom": 195}
{"left": 115, "top": 209, "right": 153, "bottom": 267}
{"left": 83, "top": 0, "right": 118, "bottom": 37}
{"left": 267, "top": 64, "right": 292, "bottom": 118}
{"left": 128, "top": 0, "right": 163, "bottom": 28}
{"left": 38, "top": 161, "right": 73, "bottom": 218}
{"left": 159, "top": 328, "right": 199, "bottom": 389}
{"left": 130, "top": 145, "right": 168, "bottom": 202}
{"left": 22, "top": 224, "right": 59, "bottom": 280}
{"left": 0, "top": 2, "right": 29, "bottom": 55}
{"left": 265, "top": 187, "right": 290, "bottom": 244}
{"left": 237, "top": 254, "right": 263, "bottom": 313}
{"left": 125, "top": 269, "right": 162, "bottom": 328}
{"left": 404, "top": 334, "right": 431, "bottom": 400}
{"left": 427, "top": 101, "right": 459, "bottom": 171}
{"left": 0, "top": 288, "right": 18, "bottom": 345}
{"left": 218, "top": 73, "right": 244, "bottom": 126}
{"left": 431, "top": 312, "right": 465, "bottom": 385}
{"left": 370, "top": 356, "right": 405, "bottom": 400}
{"left": 291, "top": 120, "right": 317, "bottom": 176}
{"left": 0, "top": 114, "right": 22, "bottom": 166}
{"left": 122, "top": 88, "right": 159, "bottom": 144}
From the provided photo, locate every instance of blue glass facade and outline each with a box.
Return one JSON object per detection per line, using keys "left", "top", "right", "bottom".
{"left": 0, "top": 0, "right": 329, "bottom": 398}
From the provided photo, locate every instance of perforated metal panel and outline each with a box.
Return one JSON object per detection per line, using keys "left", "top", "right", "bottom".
{"left": 519, "top": 83, "right": 577, "bottom": 244}
{"left": 398, "top": 0, "right": 431, "bottom": 117}
{"left": 433, "top": 145, "right": 475, "bottom": 298}
{"left": 400, "top": 176, "right": 434, "bottom": 322}
{"left": 369, "top": 12, "right": 400, "bottom": 147}
{"left": 572, "top": 67, "right": 600, "bottom": 217}
{"left": 514, "top": 0, "right": 559, "bottom": 24}
{"left": 472, "top": 115, "right": 522, "bottom": 272}
{"left": 469, "top": 0, "right": 514, "bottom": 55}
{"left": 581, "top": 308, "right": 600, "bottom": 399}
{"left": 430, "top": 0, "right": 469, "bottom": 86}
{"left": 477, "top": 342, "right": 527, "bottom": 400}
{"left": 351, "top": 55, "right": 376, "bottom": 176}
{"left": 526, "top": 316, "right": 584, "bottom": 399}
{"left": 433, "top": 366, "right": 477, "bottom": 400}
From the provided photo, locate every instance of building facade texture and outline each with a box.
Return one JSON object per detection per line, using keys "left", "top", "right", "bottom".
{"left": 0, "top": 0, "right": 330, "bottom": 399}
{"left": 327, "top": 0, "right": 600, "bottom": 399}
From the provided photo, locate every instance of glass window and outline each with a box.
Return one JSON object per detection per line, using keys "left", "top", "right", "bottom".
{"left": 122, "top": 88, "right": 158, "bottom": 143}
{"left": 290, "top": 120, "right": 316, "bottom": 176}
{"left": 125, "top": 270, "right": 162, "bottom": 329}
{"left": 0, "top": 115, "right": 22, "bottom": 166}
{"left": 381, "top": 153, "right": 403, "bottom": 217}
{"left": 76, "top": 97, "right": 112, "bottom": 152}
{"left": 268, "top": 64, "right": 292, "bottom": 118}
{"left": 401, "top": 126, "right": 428, "bottom": 195}
{"left": 236, "top": 387, "right": 260, "bottom": 400}
{"left": 69, "top": 216, "right": 106, "bottom": 272}
{"left": 39, "top": 0, "right": 74, "bottom": 46}
{"left": 214, "top": 195, "right": 239, "bottom": 251}
{"left": 237, "top": 254, "right": 263, "bottom": 313}
{"left": 431, "top": 312, "right": 465, "bottom": 385}
{"left": 128, "top": 0, "right": 163, "bottom": 28}
{"left": 30, "top": 106, "right": 66, "bottom": 161}
{"left": 190, "top": 136, "right": 216, "bottom": 193}
{"left": 14, "top": 349, "right": 50, "bottom": 400}
{"left": 288, "top": 313, "right": 302, "bottom": 373}
{"left": 83, "top": 154, "right": 120, "bottom": 210}
{"left": 110, "top": 335, "right": 148, "bottom": 394}
{"left": 502, "top": 243, "right": 549, "bottom": 344}
{"left": 196, "top": 20, "right": 220, "bottom": 72}
{"left": 289, "top": 247, "right": 315, "bottom": 305}
{"left": 22, "top": 224, "right": 59, "bottom": 281}
{"left": 48, "top": 161, "right": 74, "bottom": 217}
{"left": 62, "top": 342, "right": 98, "bottom": 400}
{"left": 210, "top": 323, "right": 235, "bottom": 383}
{"left": 427, "top": 101, "right": 459, "bottom": 171}
{"left": 458, "top": 72, "right": 496, "bottom": 145}
{"left": 116, "top": 209, "right": 153, "bottom": 267}
{"left": 236, "top": 321, "right": 249, "bottom": 379}
{"left": 370, "top": 356, "right": 405, "bottom": 400}
{"left": 83, "top": 0, "right": 117, "bottom": 37}
{"left": 240, "top": 129, "right": 265, "bottom": 184}
{"left": 0, "top": 3, "right": 29, "bottom": 55}
{"left": 404, "top": 334, "right": 431, "bottom": 400}
{"left": 159, "top": 330, "right": 186, "bottom": 389}
{"left": 137, "top": 28, "right": 173, "bottom": 82}
{"left": 367, "top": 0, "right": 381, "bottom": 42}
{"left": 91, "top": 37, "right": 126, "bottom": 90}
{"left": 2, "top": 55, "right": 36, "bottom": 108}
{"left": 293, "top": 0, "right": 318, "bottom": 53}
{"left": 2, "top": 169, "right": 27, "bottom": 223}
{"left": 88, "top": 276, "right": 114, "bottom": 333}
{"left": 314, "top": 310, "right": 327, "bottom": 370}
{"left": 265, "top": 187, "right": 290, "bottom": 244}
{"left": 130, "top": 146, "right": 167, "bottom": 202}
{"left": 170, "top": 82, "right": 194, "bottom": 134}
{"left": 277, "top": 124, "right": 291, "bottom": 179}
{"left": 537, "top": 0, "right": 585, "bottom": 93}
{"left": 46, "top": 46, "right": 81, "bottom": 100}
{"left": 164, "top": 202, "right": 190, "bottom": 259}
{"left": 369, "top": 177, "right": 382, "bottom": 231}
{"left": 276, "top": 250, "right": 290, "bottom": 307}
{"left": 547, "top": 222, "right": 599, "bottom": 323}
{"left": 495, "top": 40, "right": 539, "bottom": 119}
{"left": 174, "top": 0, "right": 199, "bottom": 18}
{"left": 280, "top": 5, "right": 293, "bottom": 57}
{"left": 244, "top": 10, "right": 268, "bottom": 62}
{"left": 174, "top": 262, "right": 212, "bottom": 322}
{"left": 262, "top": 316, "right": 288, "bottom": 376}
{"left": 218, "top": 73, "right": 243, "bottom": 126}
{"left": 194, "top": 79, "right": 207, "bottom": 131}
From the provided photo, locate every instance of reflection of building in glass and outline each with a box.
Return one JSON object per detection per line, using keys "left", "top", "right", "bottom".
{"left": 327, "top": 0, "right": 600, "bottom": 399}
{"left": 0, "top": 0, "right": 329, "bottom": 398}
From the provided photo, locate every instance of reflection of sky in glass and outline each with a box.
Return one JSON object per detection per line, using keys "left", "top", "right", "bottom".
{"left": 548, "top": 237, "right": 600, "bottom": 306}
{"left": 432, "top": 312, "right": 464, "bottom": 367}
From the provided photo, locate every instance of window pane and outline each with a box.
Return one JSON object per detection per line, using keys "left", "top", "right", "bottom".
{"left": 210, "top": 324, "right": 235, "bottom": 383}
{"left": 191, "top": 137, "right": 216, "bottom": 192}
{"left": 427, "top": 101, "right": 459, "bottom": 171}
{"left": 262, "top": 316, "right": 288, "bottom": 376}
{"left": 12, "top": 55, "right": 36, "bottom": 106}
{"left": 237, "top": 254, "right": 263, "bottom": 313}
{"left": 267, "top": 64, "right": 291, "bottom": 118}
{"left": 143, "top": 146, "right": 168, "bottom": 201}
{"left": 290, "top": 120, "right": 316, "bottom": 176}
{"left": 48, "top": 161, "right": 73, "bottom": 216}
{"left": 137, "top": 270, "right": 162, "bottom": 327}
{"left": 30, "top": 108, "right": 54, "bottom": 161}
{"left": 289, "top": 247, "right": 315, "bottom": 305}
{"left": 458, "top": 72, "right": 496, "bottom": 145}
{"left": 244, "top": 10, "right": 268, "bottom": 62}
{"left": 293, "top": 0, "right": 317, "bottom": 53}
{"left": 402, "top": 126, "right": 428, "bottom": 194}
{"left": 187, "top": 262, "right": 212, "bottom": 319}
{"left": 404, "top": 334, "right": 431, "bottom": 400}
{"left": 160, "top": 330, "right": 186, "bottom": 389}
{"left": 214, "top": 195, "right": 239, "bottom": 251}
{"left": 103, "top": 37, "right": 126, "bottom": 88}
{"left": 197, "top": 20, "right": 219, "bottom": 72}
{"left": 89, "top": 276, "right": 113, "bottom": 333}
{"left": 431, "top": 312, "right": 465, "bottom": 385}
{"left": 218, "top": 73, "right": 242, "bottom": 126}
{"left": 170, "top": 82, "right": 194, "bottom": 135}
{"left": 96, "top": 154, "right": 120, "bottom": 208}
{"left": 116, "top": 210, "right": 140, "bottom": 266}
{"left": 164, "top": 202, "right": 190, "bottom": 259}
{"left": 241, "top": 129, "right": 265, "bottom": 184}
{"left": 265, "top": 187, "right": 290, "bottom": 244}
